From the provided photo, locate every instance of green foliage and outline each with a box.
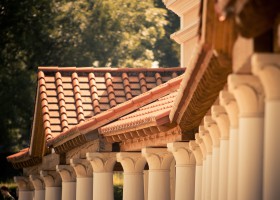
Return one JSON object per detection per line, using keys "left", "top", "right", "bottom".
{"left": 0, "top": 0, "right": 179, "bottom": 151}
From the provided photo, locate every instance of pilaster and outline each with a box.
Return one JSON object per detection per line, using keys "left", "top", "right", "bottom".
{"left": 142, "top": 148, "right": 174, "bottom": 200}
{"left": 56, "top": 165, "right": 76, "bottom": 200}
{"left": 168, "top": 142, "right": 196, "bottom": 200}
{"left": 219, "top": 91, "right": 239, "bottom": 200}
{"left": 30, "top": 175, "right": 45, "bottom": 200}
{"left": 87, "top": 152, "right": 116, "bottom": 200}
{"left": 211, "top": 105, "right": 230, "bottom": 200}
{"left": 252, "top": 53, "right": 280, "bottom": 200}
{"left": 199, "top": 126, "right": 212, "bottom": 200}
{"left": 14, "top": 176, "right": 34, "bottom": 200}
{"left": 116, "top": 153, "right": 146, "bottom": 200}
{"left": 70, "top": 158, "right": 92, "bottom": 200}
{"left": 189, "top": 141, "right": 203, "bottom": 200}
{"left": 40, "top": 171, "right": 62, "bottom": 200}
{"left": 228, "top": 74, "right": 265, "bottom": 200}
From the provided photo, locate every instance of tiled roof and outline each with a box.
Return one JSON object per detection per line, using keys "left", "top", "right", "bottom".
{"left": 38, "top": 67, "right": 185, "bottom": 141}
{"left": 7, "top": 148, "right": 29, "bottom": 162}
{"left": 47, "top": 74, "right": 184, "bottom": 151}
{"left": 99, "top": 91, "right": 178, "bottom": 137}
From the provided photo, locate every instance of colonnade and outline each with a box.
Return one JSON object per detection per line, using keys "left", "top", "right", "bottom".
{"left": 14, "top": 54, "right": 280, "bottom": 200}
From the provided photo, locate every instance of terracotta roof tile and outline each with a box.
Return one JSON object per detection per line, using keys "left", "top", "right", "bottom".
{"left": 6, "top": 148, "right": 30, "bottom": 162}
{"left": 46, "top": 73, "right": 185, "bottom": 150}
{"left": 99, "top": 90, "right": 178, "bottom": 136}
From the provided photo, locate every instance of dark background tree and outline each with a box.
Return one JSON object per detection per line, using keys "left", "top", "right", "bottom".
{"left": 0, "top": 0, "right": 179, "bottom": 152}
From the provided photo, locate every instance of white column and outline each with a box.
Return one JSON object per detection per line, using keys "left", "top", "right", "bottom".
{"left": 14, "top": 176, "right": 34, "bottom": 200}
{"left": 30, "top": 175, "right": 45, "bottom": 200}
{"left": 56, "top": 165, "right": 76, "bottom": 200}
{"left": 220, "top": 91, "right": 239, "bottom": 200}
{"left": 252, "top": 53, "right": 280, "bottom": 200}
{"left": 40, "top": 171, "right": 62, "bottom": 200}
{"left": 199, "top": 126, "right": 213, "bottom": 200}
{"left": 204, "top": 116, "right": 220, "bottom": 200}
{"left": 87, "top": 152, "right": 116, "bottom": 200}
{"left": 189, "top": 141, "right": 203, "bottom": 200}
{"left": 195, "top": 133, "right": 207, "bottom": 200}
{"left": 70, "top": 158, "right": 93, "bottom": 200}
{"left": 229, "top": 74, "right": 264, "bottom": 200}
{"left": 142, "top": 148, "right": 174, "bottom": 200}
{"left": 211, "top": 105, "right": 230, "bottom": 200}
{"left": 168, "top": 142, "right": 196, "bottom": 200}
{"left": 143, "top": 170, "right": 149, "bottom": 200}
{"left": 116, "top": 152, "right": 146, "bottom": 200}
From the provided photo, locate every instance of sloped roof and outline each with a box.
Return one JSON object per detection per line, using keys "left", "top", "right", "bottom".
{"left": 47, "top": 74, "right": 184, "bottom": 153}
{"left": 7, "top": 67, "right": 185, "bottom": 164}
{"left": 99, "top": 90, "right": 178, "bottom": 138}
{"left": 38, "top": 67, "right": 184, "bottom": 141}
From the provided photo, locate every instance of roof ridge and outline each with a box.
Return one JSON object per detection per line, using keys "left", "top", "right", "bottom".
{"left": 38, "top": 66, "right": 184, "bottom": 73}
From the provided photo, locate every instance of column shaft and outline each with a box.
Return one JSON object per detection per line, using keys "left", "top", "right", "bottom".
{"left": 34, "top": 190, "right": 45, "bottom": 200}
{"left": 227, "top": 128, "right": 238, "bottom": 200}
{"left": 175, "top": 165, "right": 195, "bottom": 200}
{"left": 45, "top": 187, "right": 61, "bottom": 200}
{"left": 76, "top": 177, "right": 93, "bottom": 200}
{"left": 195, "top": 165, "right": 203, "bottom": 200}
{"left": 148, "top": 170, "right": 170, "bottom": 200}
{"left": 205, "top": 154, "right": 212, "bottom": 200}
{"left": 62, "top": 182, "right": 76, "bottom": 200}
{"left": 93, "top": 172, "right": 114, "bottom": 200}
{"left": 18, "top": 191, "right": 33, "bottom": 200}
{"left": 238, "top": 117, "right": 263, "bottom": 200}
{"left": 218, "top": 139, "right": 229, "bottom": 200}
{"left": 263, "top": 101, "right": 280, "bottom": 199}
{"left": 211, "top": 147, "right": 219, "bottom": 200}
{"left": 123, "top": 173, "right": 144, "bottom": 200}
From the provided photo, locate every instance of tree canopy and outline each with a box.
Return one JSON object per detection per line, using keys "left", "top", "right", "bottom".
{"left": 0, "top": 0, "right": 179, "bottom": 151}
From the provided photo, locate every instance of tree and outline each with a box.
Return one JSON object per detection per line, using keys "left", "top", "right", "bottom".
{"left": 0, "top": 0, "right": 179, "bottom": 151}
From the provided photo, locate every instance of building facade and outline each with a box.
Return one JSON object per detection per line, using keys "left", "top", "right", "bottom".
{"left": 7, "top": 0, "right": 280, "bottom": 200}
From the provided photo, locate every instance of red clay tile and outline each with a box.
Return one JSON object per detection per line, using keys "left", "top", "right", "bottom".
{"left": 27, "top": 67, "right": 184, "bottom": 150}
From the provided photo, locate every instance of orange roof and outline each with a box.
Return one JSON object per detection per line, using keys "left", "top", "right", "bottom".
{"left": 7, "top": 148, "right": 30, "bottom": 162}
{"left": 99, "top": 90, "right": 178, "bottom": 137}
{"left": 38, "top": 67, "right": 185, "bottom": 142}
{"left": 47, "top": 74, "right": 184, "bottom": 150}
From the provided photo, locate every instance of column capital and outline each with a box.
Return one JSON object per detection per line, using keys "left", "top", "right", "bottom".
{"left": 189, "top": 141, "right": 203, "bottom": 166}
{"left": 195, "top": 133, "right": 207, "bottom": 160}
{"left": 228, "top": 74, "right": 264, "bottom": 117}
{"left": 70, "top": 158, "right": 92, "bottom": 177}
{"left": 211, "top": 105, "right": 230, "bottom": 140}
{"left": 167, "top": 142, "right": 196, "bottom": 166}
{"left": 56, "top": 165, "right": 76, "bottom": 182}
{"left": 199, "top": 126, "right": 212, "bottom": 154}
{"left": 14, "top": 176, "right": 33, "bottom": 191}
{"left": 40, "top": 170, "right": 62, "bottom": 187}
{"left": 116, "top": 152, "right": 146, "bottom": 173}
{"left": 252, "top": 53, "right": 280, "bottom": 101}
{"left": 30, "top": 174, "right": 45, "bottom": 190}
{"left": 219, "top": 91, "right": 239, "bottom": 128}
{"left": 87, "top": 152, "right": 116, "bottom": 173}
{"left": 204, "top": 116, "right": 220, "bottom": 147}
{"left": 142, "top": 148, "right": 174, "bottom": 170}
